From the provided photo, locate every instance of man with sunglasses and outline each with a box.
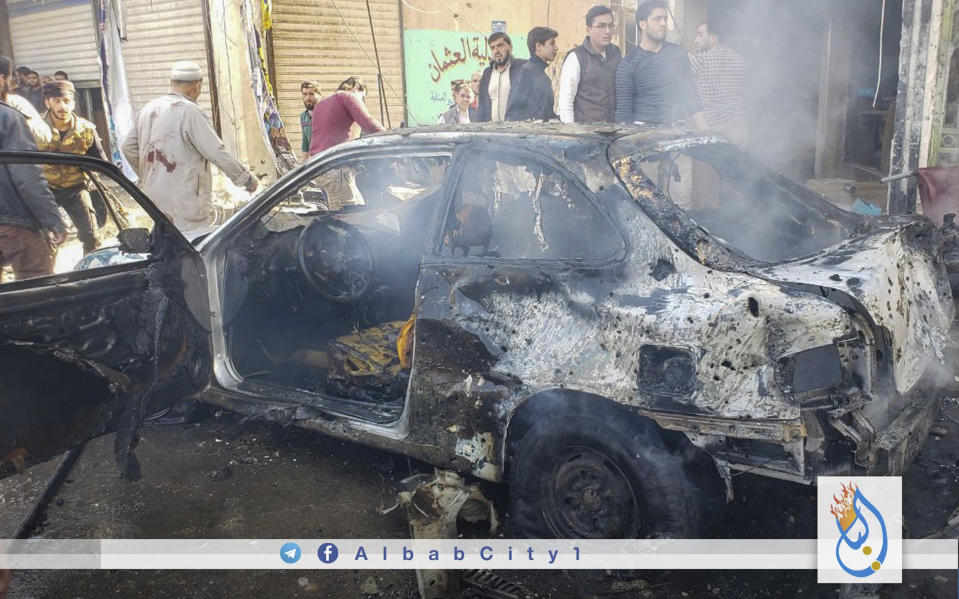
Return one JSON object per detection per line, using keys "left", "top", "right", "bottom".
{"left": 558, "top": 5, "right": 622, "bottom": 123}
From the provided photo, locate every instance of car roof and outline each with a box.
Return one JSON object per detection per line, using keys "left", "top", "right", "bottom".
{"left": 347, "top": 123, "right": 729, "bottom": 154}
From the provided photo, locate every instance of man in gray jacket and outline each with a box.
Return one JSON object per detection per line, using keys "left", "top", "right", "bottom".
{"left": 122, "top": 61, "right": 257, "bottom": 231}
{"left": 0, "top": 55, "right": 67, "bottom": 281}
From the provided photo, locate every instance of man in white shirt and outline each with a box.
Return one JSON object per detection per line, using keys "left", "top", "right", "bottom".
{"left": 475, "top": 32, "right": 528, "bottom": 122}
{"left": 558, "top": 5, "right": 622, "bottom": 123}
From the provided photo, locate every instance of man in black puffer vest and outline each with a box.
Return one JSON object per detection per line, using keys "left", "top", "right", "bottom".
{"left": 558, "top": 5, "right": 622, "bottom": 123}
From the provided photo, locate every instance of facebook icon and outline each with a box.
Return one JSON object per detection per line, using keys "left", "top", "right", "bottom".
{"left": 317, "top": 542, "right": 339, "bottom": 564}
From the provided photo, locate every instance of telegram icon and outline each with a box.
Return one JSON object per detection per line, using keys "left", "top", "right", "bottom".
{"left": 280, "top": 542, "right": 302, "bottom": 564}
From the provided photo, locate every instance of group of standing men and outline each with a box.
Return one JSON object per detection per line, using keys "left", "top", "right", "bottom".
{"left": 438, "top": 27, "right": 561, "bottom": 124}
{"left": 0, "top": 55, "right": 111, "bottom": 281}
{"left": 0, "top": 1, "right": 746, "bottom": 282}
{"left": 0, "top": 56, "right": 260, "bottom": 283}
{"left": 461, "top": 0, "right": 745, "bottom": 136}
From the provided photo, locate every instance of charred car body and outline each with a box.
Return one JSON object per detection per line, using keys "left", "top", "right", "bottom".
{"left": 1, "top": 124, "right": 953, "bottom": 538}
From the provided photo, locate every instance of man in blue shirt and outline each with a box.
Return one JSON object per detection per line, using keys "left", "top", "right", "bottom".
{"left": 299, "top": 80, "right": 320, "bottom": 162}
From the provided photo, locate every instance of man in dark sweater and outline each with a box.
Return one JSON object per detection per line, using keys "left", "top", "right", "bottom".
{"left": 614, "top": 0, "right": 705, "bottom": 128}
{"left": 504, "top": 27, "right": 559, "bottom": 122}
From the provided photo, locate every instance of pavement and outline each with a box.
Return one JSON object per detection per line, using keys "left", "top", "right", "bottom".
{"left": 1, "top": 401, "right": 957, "bottom": 599}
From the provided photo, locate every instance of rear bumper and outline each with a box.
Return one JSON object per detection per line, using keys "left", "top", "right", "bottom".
{"left": 866, "top": 392, "right": 939, "bottom": 475}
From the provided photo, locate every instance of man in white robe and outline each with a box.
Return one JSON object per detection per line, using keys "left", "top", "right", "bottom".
{"left": 121, "top": 61, "right": 257, "bottom": 231}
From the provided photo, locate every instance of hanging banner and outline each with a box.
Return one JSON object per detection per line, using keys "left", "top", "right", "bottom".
{"left": 403, "top": 29, "right": 527, "bottom": 126}
{"left": 242, "top": 0, "right": 297, "bottom": 173}
{"left": 97, "top": 0, "right": 136, "bottom": 179}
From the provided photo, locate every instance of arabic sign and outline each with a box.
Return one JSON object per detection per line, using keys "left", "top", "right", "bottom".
{"left": 491, "top": 20, "right": 506, "bottom": 33}
{"left": 403, "top": 29, "right": 527, "bottom": 126}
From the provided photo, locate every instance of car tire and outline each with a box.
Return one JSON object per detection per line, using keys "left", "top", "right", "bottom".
{"left": 508, "top": 411, "right": 695, "bottom": 539}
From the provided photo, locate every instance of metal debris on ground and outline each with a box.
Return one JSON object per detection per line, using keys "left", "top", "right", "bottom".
{"left": 398, "top": 469, "right": 497, "bottom": 599}
{"left": 461, "top": 570, "right": 522, "bottom": 599}
{"left": 360, "top": 575, "right": 381, "bottom": 595}
{"left": 941, "top": 397, "right": 959, "bottom": 426}
{"left": 922, "top": 504, "right": 959, "bottom": 539}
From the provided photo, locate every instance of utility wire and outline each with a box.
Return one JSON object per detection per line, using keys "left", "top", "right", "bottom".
{"left": 400, "top": 0, "right": 488, "bottom": 48}
{"left": 329, "top": 0, "right": 497, "bottom": 125}
{"left": 364, "top": 0, "right": 390, "bottom": 127}
{"left": 399, "top": 0, "right": 458, "bottom": 16}
{"left": 873, "top": 0, "right": 887, "bottom": 107}
{"left": 329, "top": 0, "right": 423, "bottom": 124}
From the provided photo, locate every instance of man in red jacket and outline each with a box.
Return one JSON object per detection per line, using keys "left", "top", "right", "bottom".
{"left": 308, "top": 77, "right": 385, "bottom": 156}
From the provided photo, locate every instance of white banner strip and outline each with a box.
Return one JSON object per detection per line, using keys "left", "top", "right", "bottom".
{"left": 0, "top": 539, "right": 955, "bottom": 570}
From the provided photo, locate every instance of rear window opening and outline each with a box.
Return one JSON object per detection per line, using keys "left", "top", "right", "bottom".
{"left": 618, "top": 142, "right": 859, "bottom": 263}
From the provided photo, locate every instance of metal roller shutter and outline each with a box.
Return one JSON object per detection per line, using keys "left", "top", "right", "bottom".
{"left": 272, "top": 0, "right": 404, "bottom": 153}
{"left": 9, "top": 0, "right": 101, "bottom": 82}
{"left": 121, "top": 0, "right": 213, "bottom": 120}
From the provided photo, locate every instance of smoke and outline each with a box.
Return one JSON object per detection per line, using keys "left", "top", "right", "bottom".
{"left": 704, "top": 0, "right": 901, "bottom": 180}
{"left": 231, "top": 154, "right": 452, "bottom": 385}
{"left": 634, "top": 144, "right": 852, "bottom": 263}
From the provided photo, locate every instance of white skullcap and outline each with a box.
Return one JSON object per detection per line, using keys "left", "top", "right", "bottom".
{"left": 170, "top": 60, "right": 204, "bottom": 81}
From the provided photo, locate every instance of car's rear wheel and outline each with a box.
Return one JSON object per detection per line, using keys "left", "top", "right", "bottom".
{"left": 508, "top": 412, "right": 695, "bottom": 539}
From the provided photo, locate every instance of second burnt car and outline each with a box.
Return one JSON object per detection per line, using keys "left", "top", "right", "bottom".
{"left": 1, "top": 123, "right": 954, "bottom": 538}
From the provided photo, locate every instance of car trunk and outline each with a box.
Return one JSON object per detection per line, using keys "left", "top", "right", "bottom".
{"left": 608, "top": 136, "right": 955, "bottom": 397}
{"left": 756, "top": 216, "right": 954, "bottom": 396}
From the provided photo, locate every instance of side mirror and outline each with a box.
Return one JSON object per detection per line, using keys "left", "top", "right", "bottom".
{"left": 117, "top": 228, "right": 151, "bottom": 254}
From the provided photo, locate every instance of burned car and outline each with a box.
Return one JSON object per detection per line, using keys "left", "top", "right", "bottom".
{"left": 1, "top": 124, "right": 953, "bottom": 539}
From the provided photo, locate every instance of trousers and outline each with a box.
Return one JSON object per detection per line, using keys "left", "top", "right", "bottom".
{"left": 0, "top": 224, "right": 54, "bottom": 281}
{"left": 53, "top": 185, "right": 99, "bottom": 253}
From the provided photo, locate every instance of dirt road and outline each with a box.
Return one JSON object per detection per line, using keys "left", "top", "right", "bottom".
{"left": 1, "top": 402, "right": 957, "bottom": 599}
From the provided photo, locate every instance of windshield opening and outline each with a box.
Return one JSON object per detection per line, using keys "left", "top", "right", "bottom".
{"left": 629, "top": 143, "right": 855, "bottom": 263}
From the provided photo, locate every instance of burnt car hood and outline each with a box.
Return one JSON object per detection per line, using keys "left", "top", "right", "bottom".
{"left": 754, "top": 216, "right": 954, "bottom": 394}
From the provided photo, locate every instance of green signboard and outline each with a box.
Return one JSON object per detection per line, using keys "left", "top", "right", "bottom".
{"left": 403, "top": 29, "right": 528, "bottom": 126}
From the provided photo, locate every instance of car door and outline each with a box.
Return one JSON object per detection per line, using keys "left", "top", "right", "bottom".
{"left": 0, "top": 152, "right": 210, "bottom": 480}
{"left": 408, "top": 144, "right": 627, "bottom": 477}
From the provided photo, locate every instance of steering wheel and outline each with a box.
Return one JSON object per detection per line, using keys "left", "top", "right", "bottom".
{"left": 296, "top": 218, "right": 374, "bottom": 302}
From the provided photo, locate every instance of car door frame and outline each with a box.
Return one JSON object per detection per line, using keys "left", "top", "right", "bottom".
{"left": 404, "top": 140, "right": 630, "bottom": 479}
{"left": 195, "top": 141, "right": 459, "bottom": 436}
{"left": 0, "top": 151, "right": 212, "bottom": 478}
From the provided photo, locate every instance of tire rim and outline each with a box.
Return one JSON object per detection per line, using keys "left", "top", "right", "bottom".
{"left": 541, "top": 445, "right": 641, "bottom": 538}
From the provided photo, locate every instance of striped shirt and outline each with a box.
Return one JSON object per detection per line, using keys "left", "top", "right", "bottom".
{"left": 614, "top": 41, "right": 702, "bottom": 125}
{"left": 690, "top": 45, "right": 746, "bottom": 126}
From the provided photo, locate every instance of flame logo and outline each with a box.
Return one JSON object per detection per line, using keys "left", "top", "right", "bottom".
{"left": 830, "top": 482, "right": 888, "bottom": 577}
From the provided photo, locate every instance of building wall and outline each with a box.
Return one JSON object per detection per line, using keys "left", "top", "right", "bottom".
{"left": 890, "top": 0, "right": 945, "bottom": 212}
{"left": 208, "top": 0, "right": 280, "bottom": 181}
{"left": 7, "top": 0, "right": 100, "bottom": 82}
{"left": 121, "top": 0, "right": 214, "bottom": 120}
{"left": 930, "top": 0, "right": 958, "bottom": 166}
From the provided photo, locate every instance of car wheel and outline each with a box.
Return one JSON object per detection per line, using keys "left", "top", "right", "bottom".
{"left": 508, "top": 412, "right": 695, "bottom": 539}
